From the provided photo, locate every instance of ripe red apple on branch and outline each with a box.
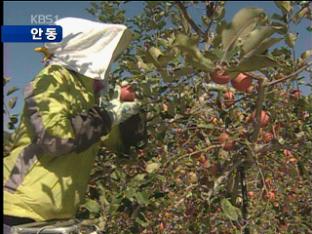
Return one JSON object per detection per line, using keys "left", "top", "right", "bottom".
{"left": 120, "top": 84, "right": 136, "bottom": 102}
{"left": 248, "top": 191, "right": 255, "bottom": 198}
{"left": 218, "top": 132, "right": 235, "bottom": 151}
{"left": 248, "top": 110, "right": 270, "bottom": 128}
{"left": 290, "top": 89, "right": 301, "bottom": 101}
{"left": 231, "top": 73, "right": 252, "bottom": 92}
{"left": 210, "top": 68, "right": 231, "bottom": 84}
{"left": 223, "top": 91, "right": 235, "bottom": 108}
{"left": 262, "top": 131, "right": 274, "bottom": 143}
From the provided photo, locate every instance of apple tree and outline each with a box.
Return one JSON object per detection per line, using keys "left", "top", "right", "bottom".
{"left": 78, "top": 1, "right": 312, "bottom": 233}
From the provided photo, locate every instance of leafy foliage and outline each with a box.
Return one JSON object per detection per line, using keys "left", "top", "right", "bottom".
{"left": 3, "top": 77, "right": 20, "bottom": 156}
{"left": 75, "top": 1, "right": 312, "bottom": 233}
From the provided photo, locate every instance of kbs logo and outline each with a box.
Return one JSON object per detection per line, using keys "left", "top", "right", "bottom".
{"left": 31, "top": 15, "right": 59, "bottom": 24}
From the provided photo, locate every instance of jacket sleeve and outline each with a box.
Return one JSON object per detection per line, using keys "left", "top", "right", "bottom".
{"left": 24, "top": 67, "right": 112, "bottom": 157}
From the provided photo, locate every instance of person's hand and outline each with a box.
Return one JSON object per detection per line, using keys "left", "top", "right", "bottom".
{"left": 102, "top": 85, "right": 141, "bottom": 126}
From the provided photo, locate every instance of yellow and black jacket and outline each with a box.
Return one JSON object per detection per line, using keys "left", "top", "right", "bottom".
{"left": 4, "top": 64, "right": 145, "bottom": 221}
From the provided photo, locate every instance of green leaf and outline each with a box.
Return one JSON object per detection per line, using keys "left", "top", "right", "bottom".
{"left": 8, "top": 97, "right": 17, "bottom": 109}
{"left": 174, "top": 33, "right": 200, "bottom": 58}
{"left": 6, "top": 86, "right": 19, "bottom": 96}
{"left": 180, "top": 11, "right": 191, "bottom": 34}
{"left": 147, "top": 47, "right": 163, "bottom": 68}
{"left": 198, "top": 56, "right": 214, "bottom": 72}
{"left": 110, "top": 168, "right": 126, "bottom": 182}
{"left": 109, "top": 195, "right": 123, "bottom": 214}
{"left": 99, "top": 194, "right": 109, "bottom": 206}
{"left": 232, "top": 55, "right": 278, "bottom": 72}
{"left": 274, "top": 1, "right": 292, "bottom": 14}
{"left": 271, "top": 13, "right": 285, "bottom": 22}
{"left": 272, "top": 21, "right": 288, "bottom": 35}
{"left": 172, "top": 66, "right": 193, "bottom": 77}
{"left": 300, "top": 49, "right": 312, "bottom": 60}
{"left": 222, "top": 8, "right": 266, "bottom": 51}
{"left": 135, "top": 212, "right": 149, "bottom": 227}
{"left": 8, "top": 122, "right": 15, "bottom": 130}
{"left": 9, "top": 115, "right": 18, "bottom": 125}
{"left": 197, "top": 123, "right": 214, "bottom": 129}
{"left": 133, "top": 173, "right": 146, "bottom": 182}
{"left": 160, "top": 69, "right": 174, "bottom": 83}
{"left": 225, "top": 46, "right": 240, "bottom": 61}
{"left": 157, "top": 38, "right": 170, "bottom": 47}
{"left": 292, "top": 7, "right": 310, "bottom": 24}
{"left": 214, "top": 2, "right": 225, "bottom": 20}
{"left": 242, "top": 26, "right": 277, "bottom": 55}
{"left": 158, "top": 49, "right": 177, "bottom": 66}
{"left": 4, "top": 77, "right": 11, "bottom": 87}
{"left": 202, "top": 16, "right": 211, "bottom": 26}
{"left": 136, "top": 56, "right": 154, "bottom": 72}
{"left": 146, "top": 162, "right": 160, "bottom": 173}
{"left": 82, "top": 199, "right": 101, "bottom": 214}
{"left": 135, "top": 192, "right": 150, "bottom": 206}
{"left": 285, "top": 33, "right": 297, "bottom": 48}
{"left": 148, "top": 47, "right": 163, "bottom": 61}
{"left": 242, "top": 37, "right": 282, "bottom": 59}
{"left": 174, "top": 33, "right": 213, "bottom": 72}
{"left": 125, "top": 187, "right": 136, "bottom": 201}
{"left": 213, "top": 21, "right": 227, "bottom": 47}
{"left": 129, "top": 173, "right": 147, "bottom": 187}
{"left": 221, "top": 198, "right": 241, "bottom": 221}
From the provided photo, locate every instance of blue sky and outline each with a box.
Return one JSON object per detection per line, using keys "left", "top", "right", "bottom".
{"left": 3, "top": 1, "right": 311, "bottom": 128}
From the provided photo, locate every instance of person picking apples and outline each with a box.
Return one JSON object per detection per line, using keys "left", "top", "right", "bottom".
{"left": 3, "top": 17, "right": 144, "bottom": 233}
{"left": 101, "top": 82, "right": 141, "bottom": 127}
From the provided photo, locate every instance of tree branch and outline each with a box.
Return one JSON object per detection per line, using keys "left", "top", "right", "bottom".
{"left": 250, "top": 80, "right": 266, "bottom": 143}
{"left": 203, "top": 1, "right": 215, "bottom": 38}
{"left": 244, "top": 72, "right": 268, "bottom": 82}
{"left": 239, "top": 166, "right": 250, "bottom": 234}
{"left": 268, "top": 61, "right": 312, "bottom": 86}
{"left": 173, "top": 144, "right": 221, "bottom": 163}
{"left": 206, "top": 158, "right": 244, "bottom": 201}
{"left": 176, "top": 1, "right": 205, "bottom": 36}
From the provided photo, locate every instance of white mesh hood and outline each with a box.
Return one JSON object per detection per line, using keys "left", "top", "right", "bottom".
{"left": 45, "top": 17, "right": 132, "bottom": 80}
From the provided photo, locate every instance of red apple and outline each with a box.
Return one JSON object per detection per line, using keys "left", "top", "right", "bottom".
{"left": 162, "top": 103, "right": 169, "bottom": 112}
{"left": 283, "top": 150, "right": 297, "bottom": 164}
{"left": 287, "top": 157, "right": 297, "bottom": 164}
{"left": 218, "top": 132, "right": 235, "bottom": 151}
{"left": 198, "top": 154, "right": 207, "bottom": 164}
{"left": 231, "top": 73, "right": 252, "bottom": 92}
{"left": 218, "top": 132, "right": 230, "bottom": 143}
{"left": 246, "top": 85, "right": 255, "bottom": 94}
{"left": 265, "top": 191, "right": 275, "bottom": 201}
{"left": 120, "top": 85, "right": 136, "bottom": 102}
{"left": 209, "top": 163, "right": 218, "bottom": 176}
{"left": 262, "top": 131, "right": 273, "bottom": 143}
{"left": 137, "top": 149, "right": 145, "bottom": 157}
{"left": 210, "top": 68, "right": 231, "bottom": 84}
{"left": 250, "top": 110, "right": 270, "bottom": 127}
{"left": 223, "top": 140, "right": 235, "bottom": 151}
{"left": 248, "top": 191, "right": 255, "bottom": 198}
{"left": 283, "top": 149, "right": 293, "bottom": 157}
{"left": 290, "top": 89, "right": 301, "bottom": 101}
{"left": 224, "top": 91, "right": 235, "bottom": 108}
{"left": 201, "top": 160, "right": 210, "bottom": 169}
{"left": 159, "top": 222, "right": 165, "bottom": 231}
